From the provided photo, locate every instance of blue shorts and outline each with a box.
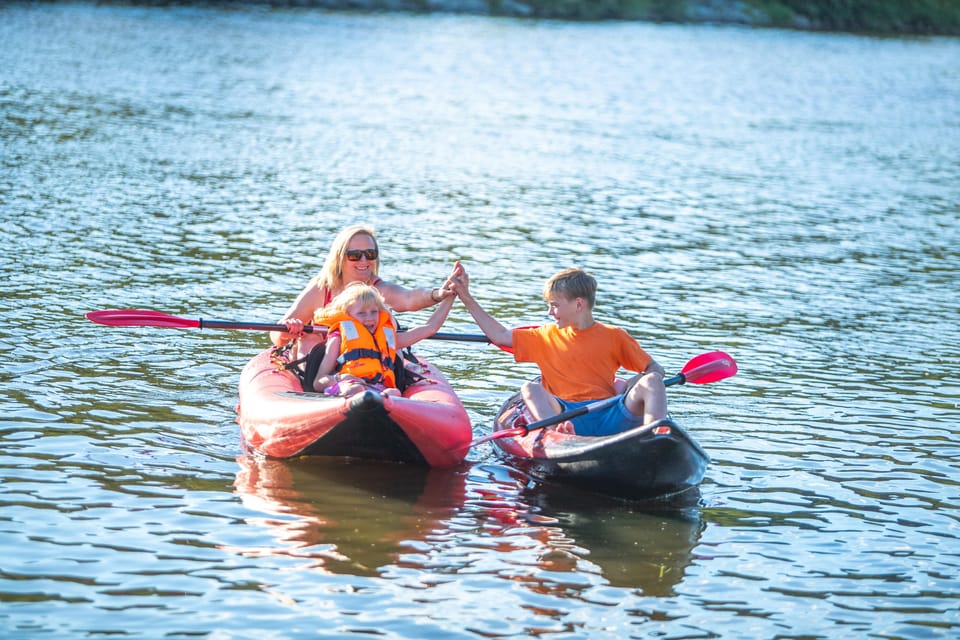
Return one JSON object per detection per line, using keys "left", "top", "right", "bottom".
{"left": 557, "top": 396, "right": 645, "bottom": 437}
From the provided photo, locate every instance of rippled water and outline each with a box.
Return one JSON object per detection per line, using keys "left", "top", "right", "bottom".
{"left": 2, "top": 3, "right": 959, "bottom": 638}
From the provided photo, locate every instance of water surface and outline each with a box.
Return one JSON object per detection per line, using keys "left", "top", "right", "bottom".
{"left": 2, "top": 3, "right": 959, "bottom": 638}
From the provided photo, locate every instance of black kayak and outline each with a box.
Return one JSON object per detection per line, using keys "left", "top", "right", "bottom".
{"left": 490, "top": 392, "right": 710, "bottom": 501}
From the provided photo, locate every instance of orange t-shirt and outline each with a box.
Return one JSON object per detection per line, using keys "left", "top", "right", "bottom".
{"left": 511, "top": 323, "right": 652, "bottom": 402}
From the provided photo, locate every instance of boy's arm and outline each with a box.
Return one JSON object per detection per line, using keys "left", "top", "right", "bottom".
{"left": 621, "top": 357, "right": 666, "bottom": 391}
{"left": 396, "top": 296, "right": 455, "bottom": 349}
{"left": 642, "top": 357, "right": 666, "bottom": 377}
{"left": 455, "top": 286, "right": 513, "bottom": 348}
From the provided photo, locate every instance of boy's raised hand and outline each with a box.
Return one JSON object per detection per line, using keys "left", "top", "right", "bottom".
{"left": 448, "top": 261, "right": 469, "bottom": 298}
{"left": 438, "top": 261, "right": 466, "bottom": 298}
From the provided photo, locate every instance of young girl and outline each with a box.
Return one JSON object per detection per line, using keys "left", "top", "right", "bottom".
{"left": 310, "top": 282, "right": 455, "bottom": 398}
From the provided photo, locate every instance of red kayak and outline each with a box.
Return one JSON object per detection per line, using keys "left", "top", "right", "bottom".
{"left": 237, "top": 348, "right": 472, "bottom": 467}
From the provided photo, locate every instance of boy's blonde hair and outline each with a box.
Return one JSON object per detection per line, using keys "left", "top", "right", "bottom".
{"left": 313, "top": 225, "right": 380, "bottom": 292}
{"left": 314, "top": 282, "right": 386, "bottom": 324}
{"left": 543, "top": 267, "right": 597, "bottom": 308}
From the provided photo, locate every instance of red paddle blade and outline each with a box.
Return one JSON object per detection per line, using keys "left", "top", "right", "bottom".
{"left": 467, "top": 426, "right": 526, "bottom": 448}
{"left": 680, "top": 351, "right": 738, "bottom": 384}
{"left": 85, "top": 309, "right": 200, "bottom": 329}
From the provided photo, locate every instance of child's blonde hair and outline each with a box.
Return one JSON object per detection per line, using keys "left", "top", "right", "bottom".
{"left": 543, "top": 267, "right": 597, "bottom": 308}
{"left": 314, "top": 281, "right": 386, "bottom": 324}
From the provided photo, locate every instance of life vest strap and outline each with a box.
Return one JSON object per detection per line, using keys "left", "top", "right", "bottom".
{"left": 338, "top": 348, "right": 385, "bottom": 365}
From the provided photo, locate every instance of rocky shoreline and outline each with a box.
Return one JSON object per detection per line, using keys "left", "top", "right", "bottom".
{"left": 247, "top": 1, "right": 805, "bottom": 28}
{"left": 82, "top": 0, "right": 959, "bottom": 34}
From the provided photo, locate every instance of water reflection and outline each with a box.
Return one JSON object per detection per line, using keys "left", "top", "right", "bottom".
{"left": 472, "top": 464, "right": 704, "bottom": 596}
{"left": 233, "top": 457, "right": 703, "bottom": 596}
{"left": 232, "top": 455, "right": 468, "bottom": 576}
{"left": 521, "top": 488, "right": 704, "bottom": 595}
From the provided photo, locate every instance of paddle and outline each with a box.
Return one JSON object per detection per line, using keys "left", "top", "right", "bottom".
{"left": 85, "top": 309, "right": 492, "bottom": 343}
{"left": 468, "top": 350, "right": 737, "bottom": 447}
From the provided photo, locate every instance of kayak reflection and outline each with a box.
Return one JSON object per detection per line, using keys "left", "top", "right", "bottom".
{"left": 232, "top": 454, "right": 468, "bottom": 576}
{"left": 525, "top": 485, "right": 704, "bottom": 595}
{"left": 470, "top": 464, "right": 704, "bottom": 596}
{"left": 232, "top": 456, "right": 703, "bottom": 595}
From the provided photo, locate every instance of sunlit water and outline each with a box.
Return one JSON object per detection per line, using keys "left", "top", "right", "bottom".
{"left": 2, "top": 3, "right": 959, "bottom": 638}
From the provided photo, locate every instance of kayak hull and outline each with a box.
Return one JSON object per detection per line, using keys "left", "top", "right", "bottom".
{"left": 491, "top": 392, "right": 709, "bottom": 501}
{"left": 237, "top": 349, "right": 471, "bottom": 467}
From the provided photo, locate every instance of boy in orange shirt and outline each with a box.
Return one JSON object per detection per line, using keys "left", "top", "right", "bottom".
{"left": 452, "top": 265, "right": 667, "bottom": 436}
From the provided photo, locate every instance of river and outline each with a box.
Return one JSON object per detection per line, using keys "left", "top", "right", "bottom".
{"left": 2, "top": 3, "right": 958, "bottom": 638}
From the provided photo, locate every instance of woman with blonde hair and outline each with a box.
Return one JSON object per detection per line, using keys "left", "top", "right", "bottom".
{"left": 271, "top": 224, "right": 457, "bottom": 361}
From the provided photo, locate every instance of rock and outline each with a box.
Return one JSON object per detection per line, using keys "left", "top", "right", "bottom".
{"left": 685, "top": 0, "right": 770, "bottom": 26}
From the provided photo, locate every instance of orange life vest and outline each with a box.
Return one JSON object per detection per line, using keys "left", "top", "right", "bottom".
{"left": 320, "top": 309, "right": 399, "bottom": 388}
